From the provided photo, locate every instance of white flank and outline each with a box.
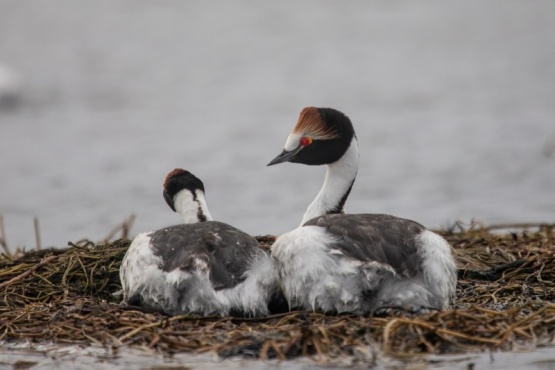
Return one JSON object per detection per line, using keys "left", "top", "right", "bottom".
{"left": 120, "top": 232, "right": 178, "bottom": 310}
{"left": 416, "top": 230, "right": 457, "bottom": 308}
{"left": 120, "top": 232, "right": 225, "bottom": 315}
{"left": 218, "top": 252, "right": 280, "bottom": 317}
{"left": 272, "top": 226, "right": 366, "bottom": 313}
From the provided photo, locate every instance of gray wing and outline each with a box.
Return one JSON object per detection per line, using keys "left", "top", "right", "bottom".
{"left": 149, "top": 221, "right": 263, "bottom": 290}
{"left": 304, "top": 214, "right": 426, "bottom": 277}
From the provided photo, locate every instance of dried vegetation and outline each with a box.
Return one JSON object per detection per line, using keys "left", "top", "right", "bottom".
{"left": 1, "top": 222, "right": 554, "bottom": 361}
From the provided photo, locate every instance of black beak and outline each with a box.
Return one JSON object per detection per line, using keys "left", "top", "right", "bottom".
{"left": 163, "top": 189, "right": 177, "bottom": 212}
{"left": 267, "top": 146, "right": 303, "bottom": 166}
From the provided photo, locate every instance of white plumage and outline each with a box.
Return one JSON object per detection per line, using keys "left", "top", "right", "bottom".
{"left": 120, "top": 169, "right": 283, "bottom": 317}
{"left": 268, "top": 107, "right": 457, "bottom": 314}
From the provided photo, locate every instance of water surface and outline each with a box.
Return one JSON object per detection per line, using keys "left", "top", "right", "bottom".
{"left": 2, "top": 343, "right": 555, "bottom": 370}
{"left": 0, "top": 1, "right": 554, "bottom": 248}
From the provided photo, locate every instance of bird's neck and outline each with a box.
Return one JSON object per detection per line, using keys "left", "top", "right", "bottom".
{"left": 174, "top": 190, "right": 213, "bottom": 224}
{"left": 300, "top": 137, "right": 359, "bottom": 225}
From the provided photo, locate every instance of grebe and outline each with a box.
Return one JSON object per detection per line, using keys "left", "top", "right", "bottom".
{"left": 120, "top": 169, "right": 283, "bottom": 317}
{"left": 267, "top": 107, "right": 457, "bottom": 314}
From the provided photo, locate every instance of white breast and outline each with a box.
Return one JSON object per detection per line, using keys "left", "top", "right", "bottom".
{"left": 272, "top": 226, "right": 372, "bottom": 313}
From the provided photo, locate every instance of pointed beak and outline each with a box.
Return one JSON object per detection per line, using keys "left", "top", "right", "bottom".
{"left": 267, "top": 145, "right": 303, "bottom": 166}
{"left": 163, "top": 189, "right": 177, "bottom": 212}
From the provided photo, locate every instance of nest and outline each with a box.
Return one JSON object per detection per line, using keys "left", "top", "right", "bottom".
{"left": 1, "top": 222, "right": 554, "bottom": 361}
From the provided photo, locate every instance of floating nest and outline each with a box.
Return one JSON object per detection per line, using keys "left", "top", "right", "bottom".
{"left": 1, "top": 222, "right": 554, "bottom": 361}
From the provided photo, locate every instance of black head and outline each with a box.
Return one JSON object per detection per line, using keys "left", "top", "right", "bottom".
{"left": 267, "top": 107, "right": 356, "bottom": 166}
{"left": 163, "top": 169, "right": 205, "bottom": 212}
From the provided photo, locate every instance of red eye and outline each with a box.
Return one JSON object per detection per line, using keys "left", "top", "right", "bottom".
{"left": 300, "top": 136, "right": 312, "bottom": 147}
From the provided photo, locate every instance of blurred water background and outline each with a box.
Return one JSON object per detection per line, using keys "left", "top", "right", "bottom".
{"left": 1, "top": 1, "right": 554, "bottom": 249}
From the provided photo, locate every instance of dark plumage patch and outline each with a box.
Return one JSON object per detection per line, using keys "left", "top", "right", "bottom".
{"left": 149, "top": 221, "right": 263, "bottom": 290}
{"left": 196, "top": 203, "right": 207, "bottom": 222}
{"left": 304, "top": 214, "right": 426, "bottom": 277}
{"left": 289, "top": 107, "right": 356, "bottom": 166}
{"left": 162, "top": 168, "right": 206, "bottom": 211}
{"left": 327, "top": 179, "right": 355, "bottom": 215}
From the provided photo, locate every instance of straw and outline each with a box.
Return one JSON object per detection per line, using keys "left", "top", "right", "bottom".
{"left": 0, "top": 222, "right": 554, "bottom": 360}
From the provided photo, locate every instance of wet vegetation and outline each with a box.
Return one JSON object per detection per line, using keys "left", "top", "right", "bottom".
{"left": 1, "top": 222, "right": 554, "bottom": 361}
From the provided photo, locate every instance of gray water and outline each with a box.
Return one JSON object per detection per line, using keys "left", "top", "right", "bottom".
{"left": 2, "top": 342, "right": 555, "bottom": 370}
{"left": 0, "top": 1, "right": 554, "bottom": 249}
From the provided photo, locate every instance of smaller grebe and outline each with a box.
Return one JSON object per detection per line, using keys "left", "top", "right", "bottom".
{"left": 268, "top": 107, "right": 457, "bottom": 314}
{"left": 120, "top": 169, "right": 283, "bottom": 317}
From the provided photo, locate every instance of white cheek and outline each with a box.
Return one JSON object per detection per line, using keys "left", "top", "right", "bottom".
{"left": 284, "top": 133, "right": 303, "bottom": 151}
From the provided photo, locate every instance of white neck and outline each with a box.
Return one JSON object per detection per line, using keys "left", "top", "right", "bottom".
{"left": 300, "top": 137, "right": 359, "bottom": 225}
{"left": 173, "top": 189, "right": 213, "bottom": 224}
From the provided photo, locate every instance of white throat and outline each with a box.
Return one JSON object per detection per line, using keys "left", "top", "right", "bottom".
{"left": 300, "top": 137, "right": 359, "bottom": 226}
{"left": 173, "top": 189, "right": 214, "bottom": 224}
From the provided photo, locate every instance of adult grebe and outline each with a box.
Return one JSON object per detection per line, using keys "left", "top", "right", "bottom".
{"left": 120, "top": 169, "right": 283, "bottom": 317}
{"left": 267, "top": 107, "right": 457, "bottom": 314}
